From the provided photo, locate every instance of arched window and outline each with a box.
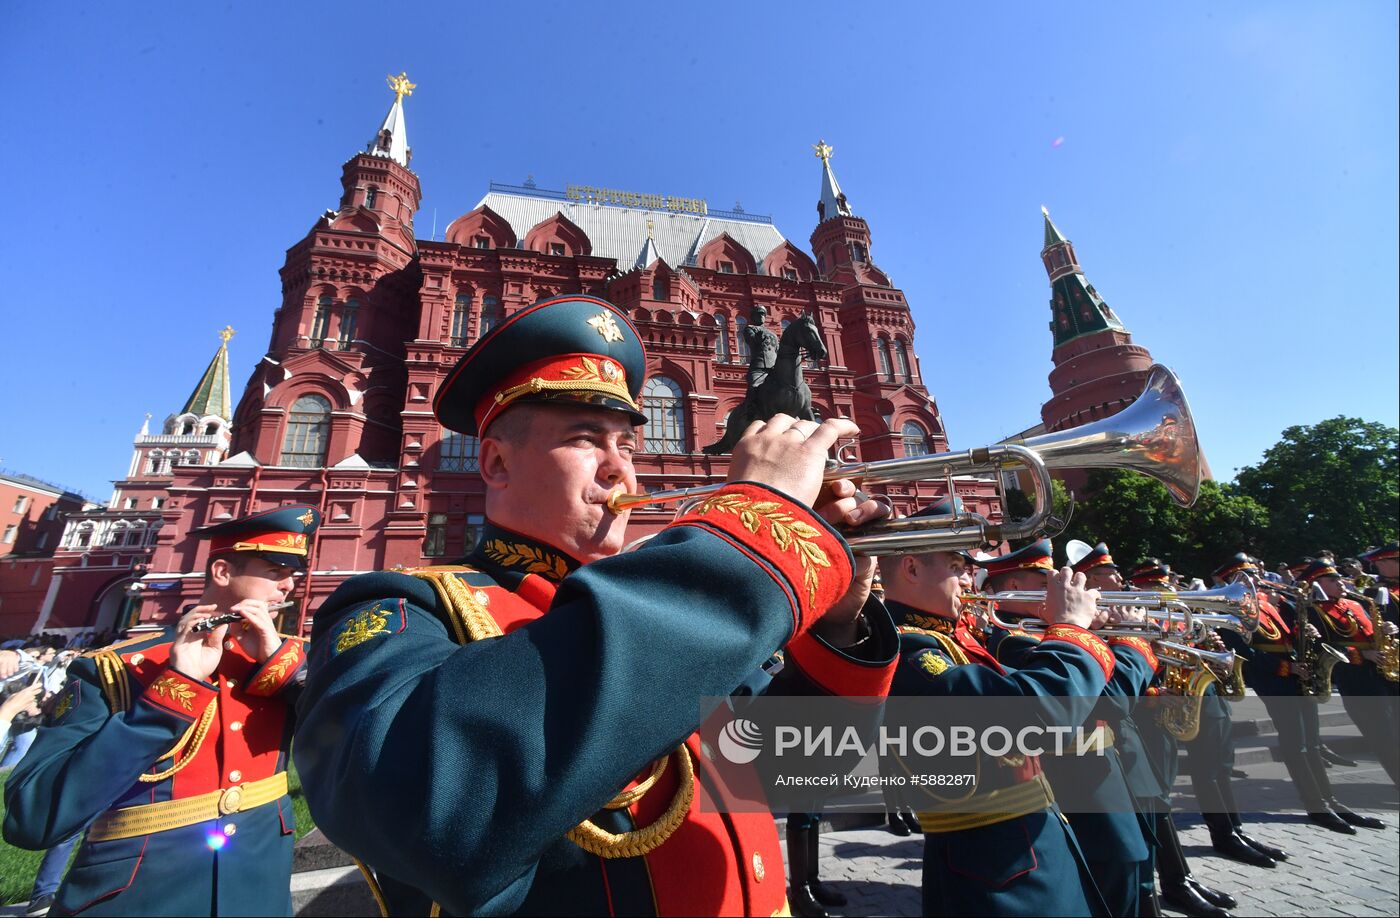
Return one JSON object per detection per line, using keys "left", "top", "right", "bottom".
{"left": 901, "top": 422, "right": 929, "bottom": 457}
{"left": 183, "top": 450, "right": 200, "bottom": 466}
{"left": 451, "top": 294, "right": 471, "bottom": 346}
{"left": 280, "top": 395, "right": 332, "bottom": 467}
{"left": 146, "top": 450, "right": 162, "bottom": 475}
{"left": 894, "top": 339, "right": 912, "bottom": 382}
{"left": 365, "top": 186, "right": 378, "bottom": 209}
{"left": 480, "top": 296, "right": 503, "bottom": 336}
{"left": 652, "top": 277, "right": 667, "bottom": 302}
{"left": 438, "top": 429, "right": 480, "bottom": 472}
{"left": 642, "top": 376, "right": 686, "bottom": 454}
{"left": 714, "top": 314, "right": 730, "bottom": 363}
{"left": 735, "top": 317, "right": 750, "bottom": 362}
{"left": 338, "top": 298, "right": 360, "bottom": 349}
{"left": 310, "top": 296, "right": 333, "bottom": 348}
{"left": 876, "top": 338, "right": 894, "bottom": 381}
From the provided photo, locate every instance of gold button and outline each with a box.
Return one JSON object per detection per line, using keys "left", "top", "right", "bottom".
{"left": 223, "top": 823, "right": 237, "bottom": 836}
{"left": 752, "top": 852, "right": 765, "bottom": 882}
{"left": 130, "top": 653, "right": 144, "bottom": 665}
{"left": 229, "top": 721, "right": 243, "bottom": 732}
{"left": 229, "top": 770, "right": 243, "bottom": 782}
{"left": 224, "top": 640, "right": 236, "bottom": 650}
{"left": 225, "top": 679, "right": 236, "bottom": 688}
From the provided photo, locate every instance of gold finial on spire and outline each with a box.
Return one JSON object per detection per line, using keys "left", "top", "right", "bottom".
{"left": 646, "top": 218, "right": 655, "bottom": 239}
{"left": 387, "top": 72, "right": 416, "bottom": 103}
{"left": 812, "top": 139, "right": 834, "bottom": 164}
{"left": 1041, "top": 205, "right": 1050, "bottom": 217}
{"left": 219, "top": 325, "right": 236, "bottom": 345}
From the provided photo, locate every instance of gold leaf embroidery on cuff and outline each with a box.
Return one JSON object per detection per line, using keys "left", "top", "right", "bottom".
{"left": 693, "top": 494, "right": 832, "bottom": 606}
{"left": 252, "top": 645, "right": 300, "bottom": 693}
{"left": 151, "top": 674, "right": 197, "bottom": 711}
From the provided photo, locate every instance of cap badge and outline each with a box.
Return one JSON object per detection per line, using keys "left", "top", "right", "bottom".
{"left": 601, "top": 360, "right": 620, "bottom": 381}
{"left": 587, "top": 312, "right": 625, "bottom": 344}
{"left": 298, "top": 510, "right": 314, "bottom": 526}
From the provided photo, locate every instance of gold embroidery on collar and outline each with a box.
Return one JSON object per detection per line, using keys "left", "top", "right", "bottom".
{"left": 905, "top": 611, "right": 956, "bottom": 633}
{"left": 692, "top": 494, "right": 831, "bottom": 606}
{"left": 336, "top": 606, "right": 391, "bottom": 654}
{"left": 483, "top": 539, "right": 571, "bottom": 582}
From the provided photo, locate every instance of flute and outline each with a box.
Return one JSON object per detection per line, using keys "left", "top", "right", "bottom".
{"left": 191, "top": 601, "right": 295, "bottom": 633}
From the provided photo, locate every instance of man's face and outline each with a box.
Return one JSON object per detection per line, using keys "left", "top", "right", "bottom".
{"left": 213, "top": 556, "right": 297, "bottom": 604}
{"left": 997, "top": 568, "right": 1051, "bottom": 616}
{"left": 1086, "top": 565, "right": 1123, "bottom": 592}
{"left": 1341, "top": 560, "right": 1363, "bottom": 578}
{"left": 1376, "top": 558, "right": 1399, "bottom": 581}
{"left": 892, "top": 551, "right": 966, "bottom": 617}
{"left": 1318, "top": 574, "right": 1344, "bottom": 601}
{"left": 484, "top": 405, "right": 639, "bottom": 563}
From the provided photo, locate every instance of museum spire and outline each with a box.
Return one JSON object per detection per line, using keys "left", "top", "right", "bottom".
{"left": 367, "top": 72, "right": 415, "bottom": 167}
{"left": 181, "top": 327, "right": 235, "bottom": 422}
{"left": 813, "top": 139, "right": 852, "bottom": 224}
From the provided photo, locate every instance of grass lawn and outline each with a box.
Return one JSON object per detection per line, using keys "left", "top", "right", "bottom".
{"left": 0, "top": 763, "right": 318, "bottom": 906}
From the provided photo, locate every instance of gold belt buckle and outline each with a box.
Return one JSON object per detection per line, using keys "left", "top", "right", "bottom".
{"left": 219, "top": 785, "right": 245, "bottom": 815}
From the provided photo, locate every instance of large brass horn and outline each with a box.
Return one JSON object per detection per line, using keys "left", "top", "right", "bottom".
{"left": 1002, "top": 364, "right": 1203, "bottom": 507}
{"left": 607, "top": 364, "right": 1203, "bottom": 555}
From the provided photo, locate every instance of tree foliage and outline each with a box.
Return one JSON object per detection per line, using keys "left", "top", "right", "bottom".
{"left": 1235, "top": 416, "right": 1398, "bottom": 562}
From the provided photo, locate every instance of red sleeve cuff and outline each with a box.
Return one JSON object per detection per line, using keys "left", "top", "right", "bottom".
{"left": 247, "top": 638, "right": 305, "bottom": 697}
{"left": 1108, "top": 635, "right": 1159, "bottom": 672}
{"left": 785, "top": 630, "right": 895, "bottom": 699}
{"left": 670, "top": 482, "right": 853, "bottom": 636}
{"left": 139, "top": 666, "right": 217, "bottom": 721}
{"left": 1042, "top": 623, "right": 1116, "bottom": 682}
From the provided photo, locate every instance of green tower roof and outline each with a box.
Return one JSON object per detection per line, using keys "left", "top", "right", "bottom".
{"left": 182, "top": 326, "right": 234, "bottom": 421}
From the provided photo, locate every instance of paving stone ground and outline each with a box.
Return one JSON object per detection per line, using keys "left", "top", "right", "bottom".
{"left": 794, "top": 735, "right": 1399, "bottom": 917}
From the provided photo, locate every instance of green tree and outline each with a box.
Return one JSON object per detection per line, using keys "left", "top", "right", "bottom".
{"left": 1236, "top": 416, "right": 1399, "bottom": 562}
{"left": 1007, "top": 470, "right": 1269, "bottom": 577}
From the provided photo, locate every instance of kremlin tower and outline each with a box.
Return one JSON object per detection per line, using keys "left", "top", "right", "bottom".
{"left": 1037, "top": 208, "right": 1155, "bottom": 433}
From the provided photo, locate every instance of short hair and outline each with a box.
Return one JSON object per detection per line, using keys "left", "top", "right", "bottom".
{"left": 204, "top": 552, "right": 255, "bottom": 579}
{"left": 484, "top": 404, "right": 538, "bottom": 447}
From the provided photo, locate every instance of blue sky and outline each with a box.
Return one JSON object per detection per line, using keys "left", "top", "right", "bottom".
{"left": 1, "top": 1, "right": 1395, "bottom": 500}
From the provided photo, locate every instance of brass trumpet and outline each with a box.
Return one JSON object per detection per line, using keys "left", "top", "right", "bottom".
{"left": 609, "top": 364, "right": 1203, "bottom": 556}
{"left": 963, "top": 581, "right": 1259, "bottom": 641}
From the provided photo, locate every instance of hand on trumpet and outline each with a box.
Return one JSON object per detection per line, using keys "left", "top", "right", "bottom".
{"left": 1044, "top": 567, "right": 1102, "bottom": 631}
{"left": 809, "top": 479, "right": 891, "bottom": 648}
{"left": 727, "top": 415, "right": 860, "bottom": 510}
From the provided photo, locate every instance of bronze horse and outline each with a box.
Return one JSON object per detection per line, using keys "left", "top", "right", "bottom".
{"left": 703, "top": 313, "right": 827, "bottom": 455}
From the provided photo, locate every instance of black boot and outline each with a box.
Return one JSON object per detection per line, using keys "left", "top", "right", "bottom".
{"left": 1319, "top": 744, "right": 1358, "bottom": 767}
{"left": 1157, "top": 815, "right": 1234, "bottom": 917}
{"left": 1308, "top": 807, "right": 1358, "bottom": 834}
{"left": 786, "top": 826, "right": 830, "bottom": 918}
{"left": 1138, "top": 883, "right": 1163, "bottom": 918}
{"left": 1234, "top": 831, "right": 1288, "bottom": 862}
{"left": 1210, "top": 831, "right": 1276, "bottom": 868}
{"left": 806, "top": 825, "right": 846, "bottom": 908}
{"left": 899, "top": 810, "right": 921, "bottom": 834}
{"left": 1330, "top": 801, "right": 1386, "bottom": 829}
{"left": 1160, "top": 882, "right": 1232, "bottom": 918}
{"left": 1186, "top": 878, "right": 1237, "bottom": 910}
{"left": 884, "top": 810, "right": 910, "bottom": 836}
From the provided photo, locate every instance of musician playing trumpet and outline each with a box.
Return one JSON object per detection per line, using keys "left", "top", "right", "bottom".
{"left": 1215, "top": 555, "right": 1383, "bottom": 832}
{"left": 1297, "top": 557, "right": 1400, "bottom": 785}
{"left": 3, "top": 505, "right": 320, "bottom": 916}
